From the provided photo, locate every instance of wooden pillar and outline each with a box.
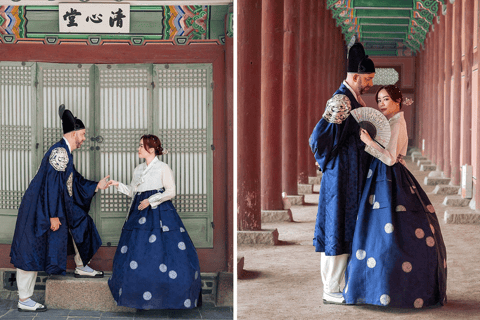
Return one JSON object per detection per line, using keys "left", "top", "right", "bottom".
{"left": 451, "top": 1, "right": 462, "bottom": 185}
{"left": 316, "top": 1, "right": 326, "bottom": 120}
{"left": 307, "top": 0, "right": 318, "bottom": 178}
{"left": 444, "top": 3, "right": 453, "bottom": 177}
{"left": 237, "top": 0, "right": 262, "bottom": 230}
{"left": 432, "top": 25, "right": 439, "bottom": 164}
{"left": 297, "top": 0, "right": 309, "bottom": 184}
{"left": 476, "top": 0, "right": 480, "bottom": 209}
{"left": 282, "top": 0, "right": 300, "bottom": 195}
{"left": 437, "top": 10, "right": 445, "bottom": 172}
{"left": 461, "top": 0, "right": 473, "bottom": 166}
{"left": 425, "top": 35, "right": 431, "bottom": 158}
{"left": 261, "top": 0, "right": 284, "bottom": 210}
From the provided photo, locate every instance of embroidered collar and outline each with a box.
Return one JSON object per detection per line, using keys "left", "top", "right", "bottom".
{"left": 342, "top": 80, "right": 359, "bottom": 103}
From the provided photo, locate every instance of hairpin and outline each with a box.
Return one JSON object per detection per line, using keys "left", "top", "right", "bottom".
{"left": 403, "top": 97, "right": 414, "bottom": 106}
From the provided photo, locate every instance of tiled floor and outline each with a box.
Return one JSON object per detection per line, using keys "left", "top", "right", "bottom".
{"left": 0, "top": 300, "right": 232, "bottom": 319}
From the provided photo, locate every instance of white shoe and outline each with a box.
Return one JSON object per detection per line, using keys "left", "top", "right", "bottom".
{"left": 18, "top": 301, "right": 47, "bottom": 312}
{"left": 74, "top": 266, "right": 104, "bottom": 278}
{"left": 322, "top": 292, "right": 346, "bottom": 305}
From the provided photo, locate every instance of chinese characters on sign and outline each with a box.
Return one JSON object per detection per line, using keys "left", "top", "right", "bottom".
{"left": 59, "top": 4, "right": 130, "bottom": 33}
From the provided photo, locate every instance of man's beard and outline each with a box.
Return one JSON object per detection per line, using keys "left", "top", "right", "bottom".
{"left": 75, "top": 137, "right": 83, "bottom": 149}
{"left": 359, "top": 84, "right": 370, "bottom": 95}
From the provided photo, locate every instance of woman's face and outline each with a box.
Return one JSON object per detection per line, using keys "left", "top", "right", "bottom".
{"left": 377, "top": 89, "right": 400, "bottom": 120}
{"left": 138, "top": 138, "right": 153, "bottom": 159}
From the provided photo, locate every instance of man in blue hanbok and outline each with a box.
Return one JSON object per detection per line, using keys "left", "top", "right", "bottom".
{"left": 10, "top": 105, "right": 110, "bottom": 312}
{"left": 309, "top": 43, "right": 375, "bottom": 304}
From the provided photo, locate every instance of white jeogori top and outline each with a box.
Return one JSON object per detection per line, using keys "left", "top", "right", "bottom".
{"left": 365, "top": 111, "right": 408, "bottom": 166}
{"left": 116, "top": 156, "right": 176, "bottom": 209}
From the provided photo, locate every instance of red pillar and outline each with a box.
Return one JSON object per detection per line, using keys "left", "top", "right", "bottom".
{"left": 451, "top": 1, "right": 462, "bottom": 185}
{"left": 282, "top": 0, "right": 300, "bottom": 195}
{"left": 444, "top": 3, "right": 453, "bottom": 177}
{"left": 424, "top": 35, "right": 431, "bottom": 158}
{"left": 436, "top": 11, "right": 445, "bottom": 172}
{"left": 307, "top": 0, "right": 318, "bottom": 178}
{"left": 261, "top": 0, "right": 284, "bottom": 210}
{"left": 316, "top": 1, "right": 326, "bottom": 121}
{"left": 237, "top": 0, "right": 262, "bottom": 230}
{"left": 297, "top": 0, "right": 309, "bottom": 184}
{"left": 431, "top": 27, "right": 439, "bottom": 164}
{"left": 476, "top": 0, "right": 480, "bottom": 209}
{"left": 461, "top": 0, "right": 473, "bottom": 166}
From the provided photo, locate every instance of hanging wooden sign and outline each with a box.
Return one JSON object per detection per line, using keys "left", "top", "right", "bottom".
{"left": 59, "top": 4, "right": 130, "bottom": 33}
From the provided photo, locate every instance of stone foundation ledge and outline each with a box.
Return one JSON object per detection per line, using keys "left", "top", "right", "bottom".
{"left": 444, "top": 208, "right": 480, "bottom": 224}
{"left": 237, "top": 229, "right": 279, "bottom": 245}
{"left": 424, "top": 177, "right": 451, "bottom": 186}
{"left": 417, "top": 160, "right": 432, "bottom": 167}
{"left": 298, "top": 184, "right": 313, "bottom": 195}
{"left": 237, "top": 256, "right": 245, "bottom": 279}
{"left": 420, "top": 164, "right": 436, "bottom": 171}
{"left": 261, "top": 210, "right": 293, "bottom": 223}
{"left": 308, "top": 176, "right": 321, "bottom": 185}
{"left": 433, "top": 185, "right": 459, "bottom": 195}
{"left": 412, "top": 155, "right": 427, "bottom": 163}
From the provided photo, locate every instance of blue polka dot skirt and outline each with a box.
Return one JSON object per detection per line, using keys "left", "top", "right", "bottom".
{"left": 108, "top": 190, "right": 202, "bottom": 309}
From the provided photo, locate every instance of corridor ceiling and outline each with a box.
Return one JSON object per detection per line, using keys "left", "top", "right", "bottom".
{"left": 328, "top": 0, "right": 445, "bottom": 56}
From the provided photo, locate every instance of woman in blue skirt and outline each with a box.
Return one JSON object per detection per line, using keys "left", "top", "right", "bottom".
{"left": 343, "top": 85, "right": 447, "bottom": 308}
{"left": 107, "top": 134, "right": 202, "bottom": 310}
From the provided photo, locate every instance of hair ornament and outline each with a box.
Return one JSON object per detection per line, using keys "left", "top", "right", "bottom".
{"left": 403, "top": 97, "right": 414, "bottom": 106}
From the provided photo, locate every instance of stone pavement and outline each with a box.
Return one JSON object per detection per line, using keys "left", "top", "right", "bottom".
{"left": 238, "top": 157, "right": 480, "bottom": 319}
{"left": 0, "top": 300, "right": 232, "bottom": 320}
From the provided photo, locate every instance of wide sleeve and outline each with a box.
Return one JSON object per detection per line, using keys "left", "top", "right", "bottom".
{"left": 148, "top": 164, "right": 176, "bottom": 209}
{"left": 309, "top": 94, "right": 358, "bottom": 172}
{"left": 364, "top": 118, "right": 406, "bottom": 166}
{"left": 72, "top": 166, "right": 98, "bottom": 212}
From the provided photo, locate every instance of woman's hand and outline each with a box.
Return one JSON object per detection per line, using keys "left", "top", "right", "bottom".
{"left": 360, "top": 128, "right": 373, "bottom": 146}
{"left": 50, "top": 217, "right": 61, "bottom": 232}
{"left": 107, "top": 180, "right": 119, "bottom": 187}
{"left": 138, "top": 199, "right": 150, "bottom": 210}
{"left": 97, "top": 175, "right": 110, "bottom": 190}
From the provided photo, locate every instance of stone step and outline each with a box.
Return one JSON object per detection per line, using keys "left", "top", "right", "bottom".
{"left": 444, "top": 208, "right": 480, "bottom": 224}
{"left": 45, "top": 272, "right": 219, "bottom": 311}
{"left": 261, "top": 210, "right": 293, "bottom": 223}
{"left": 308, "top": 176, "right": 321, "bottom": 185}
{"left": 286, "top": 195, "right": 304, "bottom": 205}
{"left": 237, "top": 229, "right": 279, "bottom": 245}
{"left": 442, "top": 195, "right": 471, "bottom": 207}
{"left": 424, "top": 177, "right": 451, "bottom": 186}
{"left": 420, "top": 164, "right": 436, "bottom": 171}
{"left": 433, "top": 185, "right": 460, "bottom": 195}
{"left": 298, "top": 184, "right": 313, "bottom": 195}
{"left": 237, "top": 256, "right": 245, "bottom": 279}
{"left": 412, "top": 154, "right": 427, "bottom": 163}
{"left": 417, "top": 160, "right": 432, "bottom": 167}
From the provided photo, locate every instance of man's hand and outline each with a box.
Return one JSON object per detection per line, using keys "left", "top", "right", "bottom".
{"left": 107, "top": 179, "right": 119, "bottom": 187}
{"left": 97, "top": 175, "right": 110, "bottom": 190}
{"left": 138, "top": 199, "right": 150, "bottom": 211}
{"left": 50, "top": 217, "right": 61, "bottom": 232}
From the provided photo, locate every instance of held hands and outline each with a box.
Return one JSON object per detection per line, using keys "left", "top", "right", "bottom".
{"left": 97, "top": 175, "right": 111, "bottom": 190}
{"left": 138, "top": 199, "right": 150, "bottom": 211}
{"left": 50, "top": 217, "right": 61, "bottom": 232}
{"left": 106, "top": 179, "right": 119, "bottom": 187}
{"left": 360, "top": 128, "right": 373, "bottom": 146}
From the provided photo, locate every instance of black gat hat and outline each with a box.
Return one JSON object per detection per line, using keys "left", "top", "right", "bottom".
{"left": 58, "top": 104, "right": 85, "bottom": 134}
{"left": 348, "top": 43, "right": 375, "bottom": 74}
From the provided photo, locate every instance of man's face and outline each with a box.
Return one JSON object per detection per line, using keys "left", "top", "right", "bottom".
{"left": 356, "top": 73, "right": 375, "bottom": 95}
{"left": 74, "top": 129, "right": 86, "bottom": 149}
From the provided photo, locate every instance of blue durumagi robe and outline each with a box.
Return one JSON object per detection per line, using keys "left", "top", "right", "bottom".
{"left": 343, "top": 112, "right": 447, "bottom": 308}
{"left": 309, "top": 83, "right": 372, "bottom": 255}
{"left": 10, "top": 138, "right": 101, "bottom": 275}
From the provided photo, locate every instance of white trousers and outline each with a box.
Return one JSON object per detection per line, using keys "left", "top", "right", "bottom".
{"left": 17, "top": 238, "right": 84, "bottom": 300}
{"left": 320, "top": 252, "right": 349, "bottom": 293}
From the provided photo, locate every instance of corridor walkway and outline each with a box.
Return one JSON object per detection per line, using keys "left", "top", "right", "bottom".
{"left": 238, "top": 156, "right": 480, "bottom": 319}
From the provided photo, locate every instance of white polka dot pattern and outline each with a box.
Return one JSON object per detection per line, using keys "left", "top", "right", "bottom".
{"left": 430, "top": 224, "right": 435, "bottom": 234}
{"left": 162, "top": 226, "right": 169, "bottom": 232}
{"left": 139, "top": 217, "right": 146, "bottom": 224}
{"left": 415, "top": 228, "right": 424, "bottom": 239}
{"left": 195, "top": 299, "right": 198, "bottom": 307}
{"left": 426, "top": 236, "right": 435, "bottom": 247}
{"left": 345, "top": 284, "right": 349, "bottom": 293}
{"left": 396, "top": 205, "right": 406, "bottom": 212}
{"left": 119, "top": 288, "right": 122, "bottom": 296}
{"left": 159, "top": 264, "right": 167, "bottom": 272}
{"left": 121, "top": 246, "right": 128, "bottom": 254}
{"left": 178, "top": 242, "right": 186, "bottom": 250}
{"left": 426, "top": 204, "right": 435, "bottom": 213}
{"left": 369, "top": 195, "right": 375, "bottom": 205}
{"left": 444, "top": 259, "right": 447, "bottom": 269}
{"left": 356, "top": 249, "right": 366, "bottom": 260}
{"left": 169, "top": 270, "right": 177, "bottom": 279}
{"left": 367, "top": 169, "right": 373, "bottom": 179}
{"left": 180, "top": 227, "right": 185, "bottom": 232}
{"left": 130, "top": 261, "right": 138, "bottom": 269}
{"left": 380, "top": 294, "right": 390, "bottom": 306}
{"left": 149, "top": 235, "right": 157, "bottom": 243}
{"left": 184, "top": 299, "right": 191, "bottom": 308}
{"left": 414, "top": 298, "right": 424, "bottom": 308}
{"left": 143, "top": 291, "right": 152, "bottom": 300}
{"left": 384, "top": 223, "right": 394, "bottom": 233}
{"left": 402, "top": 261, "right": 412, "bottom": 273}
{"left": 373, "top": 202, "right": 380, "bottom": 209}
{"left": 195, "top": 271, "right": 199, "bottom": 279}
{"left": 367, "top": 257, "right": 376, "bottom": 268}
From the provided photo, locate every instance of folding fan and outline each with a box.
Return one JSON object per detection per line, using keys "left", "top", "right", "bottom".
{"left": 350, "top": 107, "right": 391, "bottom": 148}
